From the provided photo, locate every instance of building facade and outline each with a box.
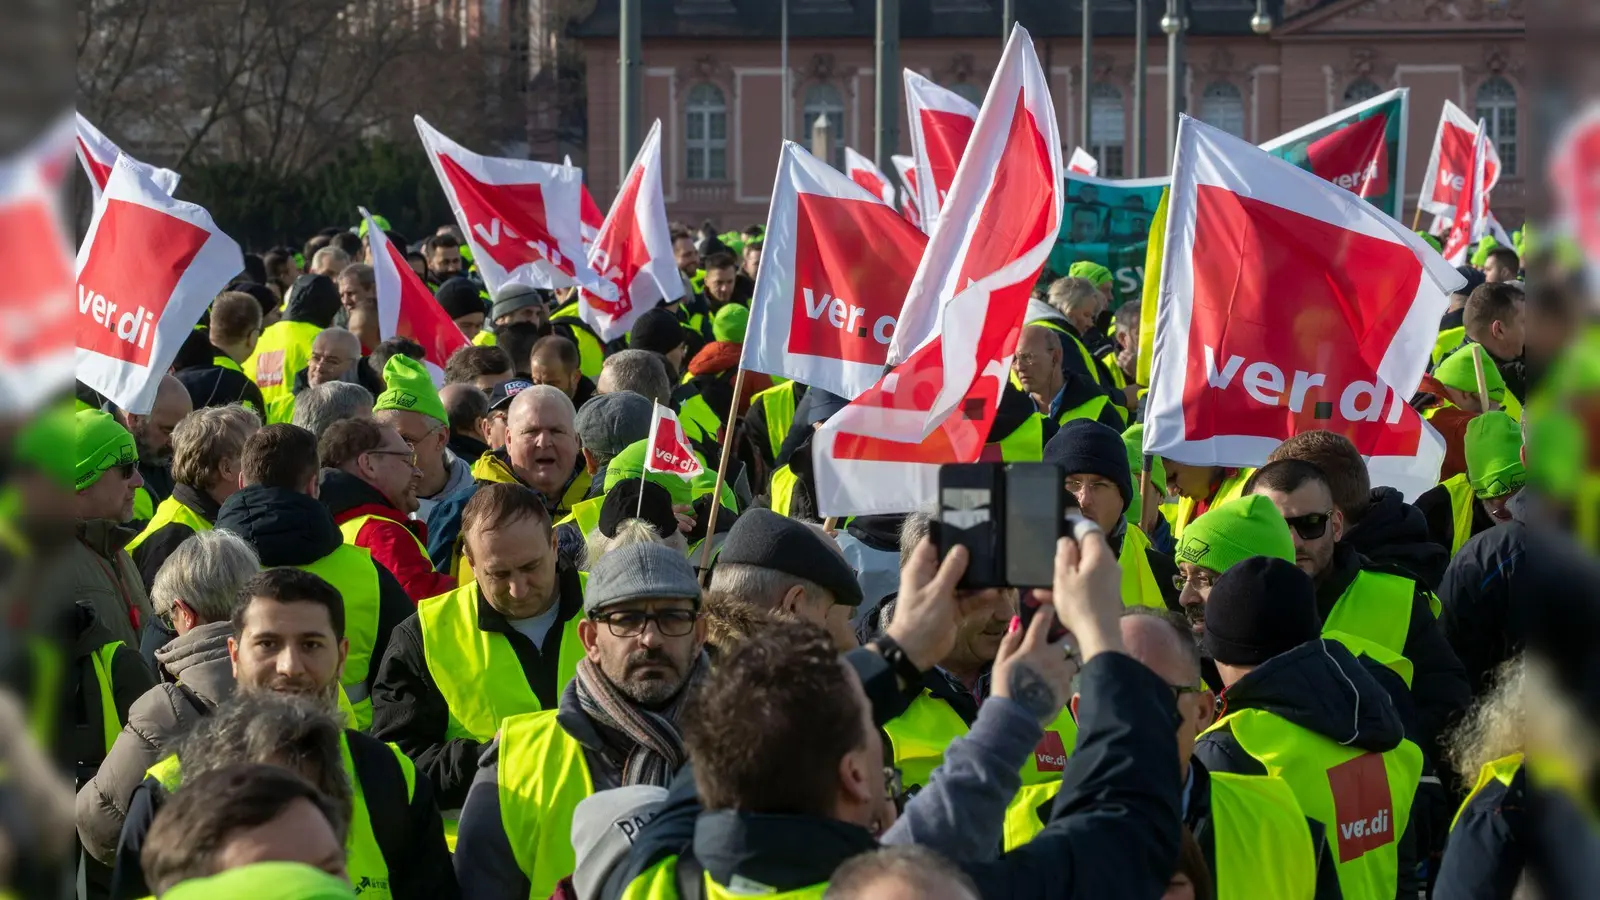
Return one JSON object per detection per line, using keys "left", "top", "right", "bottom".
{"left": 572, "top": 0, "right": 1526, "bottom": 229}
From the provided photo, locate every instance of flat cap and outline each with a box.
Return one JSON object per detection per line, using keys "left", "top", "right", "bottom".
{"left": 717, "top": 508, "right": 862, "bottom": 607}
{"left": 575, "top": 391, "right": 654, "bottom": 462}
{"left": 586, "top": 541, "right": 702, "bottom": 615}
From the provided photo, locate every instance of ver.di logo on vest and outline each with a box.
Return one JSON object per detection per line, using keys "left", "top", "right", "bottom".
{"left": 1326, "top": 752, "right": 1396, "bottom": 862}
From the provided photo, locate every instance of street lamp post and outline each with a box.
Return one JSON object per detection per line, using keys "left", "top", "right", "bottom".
{"left": 1002, "top": 0, "right": 1014, "bottom": 40}
{"left": 875, "top": 0, "right": 901, "bottom": 175}
{"left": 620, "top": 0, "right": 642, "bottom": 176}
{"left": 1162, "top": 0, "right": 1188, "bottom": 169}
{"left": 1133, "top": 0, "right": 1147, "bottom": 177}
{"left": 1081, "top": 0, "right": 1093, "bottom": 157}
{"left": 781, "top": 0, "right": 790, "bottom": 141}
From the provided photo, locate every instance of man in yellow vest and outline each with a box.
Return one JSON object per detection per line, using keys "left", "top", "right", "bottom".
{"left": 372, "top": 482, "right": 588, "bottom": 814}
{"left": 1165, "top": 460, "right": 1254, "bottom": 539}
{"left": 319, "top": 417, "right": 456, "bottom": 603}
{"left": 129, "top": 404, "right": 260, "bottom": 590}
{"left": 744, "top": 379, "right": 806, "bottom": 470}
{"left": 454, "top": 542, "right": 711, "bottom": 898}
{"left": 1244, "top": 460, "right": 1471, "bottom": 767}
{"left": 216, "top": 424, "right": 414, "bottom": 732}
{"left": 172, "top": 290, "right": 267, "bottom": 416}
{"left": 116, "top": 374, "right": 194, "bottom": 527}
{"left": 1416, "top": 410, "right": 1525, "bottom": 555}
{"left": 1194, "top": 557, "right": 1425, "bottom": 900}
{"left": 1043, "top": 420, "right": 1179, "bottom": 611}
{"left": 246, "top": 274, "right": 344, "bottom": 424}
{"left": 1011, "top": 324, "right": 1124, "bottom": 430}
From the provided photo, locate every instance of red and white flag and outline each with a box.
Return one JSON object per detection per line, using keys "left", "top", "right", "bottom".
{"left": 578, "top": 120, "right": 683, "bottom": 341}
{"left": 1, "top": 121, "right": 78, "bottom": 413}
{"left": 890, "top": 154, "right": 924, "bottom": 231}
{"left": 76, "top": 156, "right": 241, "bottom": 414}
{"left": 1068, "top": 146, "right": 1099, "bottom": 176}
{"left": 416, "top": 116, "right": 600, "bottom": 296}
{"left": 1419, "top": 101, "right": 1502, "bottom": 220}
{"left": 563, "top": 154, "right": 607, "bottom": 253}
{"left": 904, "top": 70, "right": 980, "bottom": 228}
{"left": 1144, "top": 117, "right": 1464, "bottom": 501}
{"left": 75, "top": 113, "right": 180, "bottom": 204}
{"left": 743, "top": 142, "right": 928, "bottom": 400}
{"left": 362, "top": 206, "right": 468, "bottom": 385}
{"left": 1549, "top": 103, "right": 1600, "bottom": 264}
{"left": 644, "top": 403, "right": 704, "bottom": 478}
{"left": 1441, "top": 121, "right": 1493, "bottom": 266}
{"left": 843, "top": 147, "right": 895, "bottom": 207}
{"left": 815, "top": 26, "right": 1063, "bottom": 515}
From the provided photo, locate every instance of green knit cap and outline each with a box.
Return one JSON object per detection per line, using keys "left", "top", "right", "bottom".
{"left": 1465, "top": 410, "right": 1526, "bottom": 499}
{"left": 19, "top": 406, "right": 77, "bottom": 488}
{"left": 161, "top": 862, "right": 356, "bottom": 900}
{"left": 1470, "top": 234, "right": 1501, "bottom": 268}
{"left": 1175, "top": 495, "right": 1295, "bottom": 575}
{"left": 357, "top": 214, "right": 391, "bottom": 238}
{"left": 375, "top": 355, "right": 449, "bottom": 425}
{"left": 1416, "top": 230, "right": 1442, "bottom": 253}
{"left": 75, "top": 409, "right": 138, "bottom": 491}
{"left": 712, "top": 304, "right": 749, "bottom": 343}
{"left": 1068, "top": 261, "right": 1113, "bottom": 287}
{"left": 1434, "top": 345, "right": 1505, "bottom": 404}
{"left": 1120, "top": 424, "right": 1166, "bottom": 497}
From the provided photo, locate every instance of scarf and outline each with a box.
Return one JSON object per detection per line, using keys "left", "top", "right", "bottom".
{"left": 572, "top": 652, "right": 708, "bottom": 787}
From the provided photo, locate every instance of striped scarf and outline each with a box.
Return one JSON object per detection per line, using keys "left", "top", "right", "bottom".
{"left": 573, "top": 653, "right": 708, "bottom": 787}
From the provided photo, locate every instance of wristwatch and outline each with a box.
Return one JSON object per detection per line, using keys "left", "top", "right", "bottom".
{"left": 869, "top": 634, "right": 923, "bottom": 690}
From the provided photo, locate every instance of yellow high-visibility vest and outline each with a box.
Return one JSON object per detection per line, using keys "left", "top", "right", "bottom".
{"left": 496, "top": 710, "right": 596, "bottom": 898}
{"left": 1118, "top": 525, "right": 1165, "bottom": 609}
{"left": 127, "top": 496, "right": 212, "bottom": 553}
{"left": 245, "top": 320, "right": 322, "bottom": 414}
{"left": 297, "top": 545, "right": 382, "bottom": 732}
{"left": 1173, "top": 469, "right": 1254, "bottom": 539}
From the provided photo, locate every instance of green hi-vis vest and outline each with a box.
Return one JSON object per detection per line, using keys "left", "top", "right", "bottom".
{"left": 1099, "top": 349, "right": 1128, "bottom": 391}
{"left": 1173, "top": 469, "right": 1255, "bottom": 539}
{"left": 1209, "top": 771, "right": 1319, "bottom": 900}
{"left": 87, "top": 642, "right": 125, "bottom": 755}
{"left": 1432, "top": 326, "right": 1467, "bottom": 367}
{"left": 1055, "top": 393, "right": 1110, "bottom": 428}
{"left": 132, "top": 486, "right": 154, "bottom": 525}
{"left": 1452, "top": 752, "right": 1523, "bottom": 831}
{"left": 416, "top": 581, "right": 585, "bottom": 742}
{"left": 883, "top": 691, "right": 1078, "bottom": 790}
{"left": 298, "top": 545, "right": 382, "bottom": 732}
{"left": 147, "top": 733, "right": 415, "bottom": 900}
{"left": 752, "top": 381, "right": 800, "bottom": 458}
{"left": 339, "top": 514, "right": 430, "bottom": 560}
{"left": 1201, "top": 708, "right": 1424, "bottom": 900}
{"left": 555, "top": 495, "right": 605, "bottom": 539}
{"left": 127, "top": 496, "right": 212, "bottom": 554}
{"left": 473, "top": 330, "right": 498, "bottom": 347}
{"left": 1322, "top": 631, "right": 1415, "bottom": 690}
{"left": 1118, "top": 525, "right": 1165, "bottom": 609}
{"left": 1441, "top": 473, "right": 1477, "bottom": 556}
{"left": 678, "top": 393, "right": 723, "bottom": 445}
{"left": 550, "top": 305, "right": 606, "bottom": 379}
{"left": 989, "top": 413, "right": 1048, "bottom": 462}
{"left": 497, "top": 711, "right": 596, "bottom": 898}
{"left": 1028, "top": 320, "right": 1104, "bottom": 386}
{"left": 246, "top": 320, "right": 322, "bottom": 417}
{"left": 26, "top": 638, "right": 63, "bottom": 748}
{"left": 622, "top": 856, "right": 828, "bottom": 900}
{"left": 1321, "top": 570, "right": 1431, "bottom": 663}
{"left": 768, "top": 465, "right": 800, "bottom": 517}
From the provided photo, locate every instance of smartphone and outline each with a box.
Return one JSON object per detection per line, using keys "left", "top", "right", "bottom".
{"left": 1004, "top": 463, "right": 1065, "bottom": 588}
{"left": 937, "top": 463, "right": 1004, "bottom": 589}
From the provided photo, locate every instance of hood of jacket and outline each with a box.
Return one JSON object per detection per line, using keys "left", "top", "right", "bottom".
{"left": 1025, "top": 297, "right": 1068, "bottom": 327}
{"left": 76, "top": 518, "right": 139, "bottom": 558}
{"left": 317, "top": 468, "right": 405, "bottom": 522}
{"left": 154, "top": 620, "right": 236, "bottom": 703}
{"left": 215, "top": 484, "right": 343, "bottom": 567}
{"left": 1342, "top": 487, "right": 1449, "bottom": 589}
{"left": 1220, "top": 638, "right": 1405, "bottom": 754}
{"left": 282, "top": 274, "right": 341, "bottom": 328}
{"left": 845, "top": 514, "right": 905, "bottom": 552}
{"left": 692, "top": 809, "right": 879, "bottom": 893}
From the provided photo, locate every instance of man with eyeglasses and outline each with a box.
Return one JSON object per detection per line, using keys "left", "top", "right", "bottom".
{"left": 1172, "top": 495, "right": 1298, "bottom": 652}
{"left": 374, "top": 355, "right": 476, "bottom": 521}
{"left": 318, "top": 417, "right": 456, "bottom": 604}
{"left": 453, "top": 541, "right": 709, "bottom": 899}
{"left": 1010, "top": 324, "right": 1125, "bottom": 431}
{"left": 1043, "top": 420, "right": 1180, "bottom": 611}
{"left": 71, "top": 409, "right": 156, "bottom": 647}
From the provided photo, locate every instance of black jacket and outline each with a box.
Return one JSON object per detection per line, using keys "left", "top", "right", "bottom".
{"left": 745, "top": 383, "right": 807, "bottom": 470}
{"left": 1439, "top": 521, "right": 1527, "bottom": 697}
{"left": 130, "top": 484, "right": 220, "bottom": 593}
{"left": 1341, "top": 488, "right": 1451, "bottom": 591}
{"left": 1317, "top": 542, "right": 1470, "bottom": 757}
{"left": 602, "top": 652, "right": 1181, "bottom": 900}
{"left": 1195, "top": 639, "right": 1420, "bottom": 893}
{"left": 110, "top": 729, "right": 458, "bottom": 900}
{"left": 1414, "top": 481, "right": 1496, "bottom": 555}
{"left": 1434, "top": 759, "right": 1525, "bottom": 900}
{"left": 215, "top": 485, "right": 413, "bottom": 703}
{"left": 1184, "top": 756, "right": 1343, "bottom": 900}
{"left": 171, "top": 327, "right": 268, "bottom": 415}
{"left": 369, "top": 562, "right": 586, "bottom": 810}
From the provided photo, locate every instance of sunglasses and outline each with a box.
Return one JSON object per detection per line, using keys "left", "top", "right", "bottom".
{"left": 115, "top": 462, "right": 138, "bottom": 479}
{"left": 1283, "top": 511, "right": 1333, "bottom": 541}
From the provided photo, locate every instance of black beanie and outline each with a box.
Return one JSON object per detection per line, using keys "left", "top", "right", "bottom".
{"left": 436, "top": 277, "right": 486, "bottom": 320}
{"left": 599, "top": 479, "right": 678, "bottom": 541}
{"left": 631, "top": 308, "right": 685, "bottom": 355}
{"left": 284, "top": 274, "right": 341, "bottom": 328}
{"left": 1043, "top": 418, "right": 1133, "bottom": 511}
{"left": 1202, "top": 557, "right": 1322, "bottom": 667}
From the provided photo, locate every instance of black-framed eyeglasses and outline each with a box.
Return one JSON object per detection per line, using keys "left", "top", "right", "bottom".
{"left": 1170, "top": 682, "right": 1207, "bottom": 699}
{"left": 366, "top": 448, "right": 417, "bottom": 466}
{"left": 1173, "top": 570, "right": 1216, "bottom": 593}
{"left": 1283, "top": 511, "right": 1333, "bottom": 541}
{"left": 593, "top": 609, "right": 700, "bottom": 637}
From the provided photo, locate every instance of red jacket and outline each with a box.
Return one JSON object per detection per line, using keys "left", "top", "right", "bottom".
{"left": 319, "top": 469, "right": 457, "bottom": 603}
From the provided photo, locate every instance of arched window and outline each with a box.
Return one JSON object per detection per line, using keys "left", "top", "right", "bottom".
{"left": 948, "top": 81, "right": 984, "bottom": 106}
{"left": 1089, "top": 83, "right": 1126, "bottom": 178}
{"left": 1476, "top": 76, "right": 1518, "bottom": 176}
{"left": 1199, "top": 81, "right": 1245, "bottom": 138}
{"left": 802, "top": 82, "right": 846, "bottom": 169}
{"left": 1342, "top": 78, "right": 1381, "bottom": 109}
{"left": 686, "top": 83, "right": 727, "bottom": 181}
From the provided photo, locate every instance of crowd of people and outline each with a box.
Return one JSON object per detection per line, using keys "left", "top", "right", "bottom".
{"left": 50, "top": 213, "right": 1596, "bottom": 900}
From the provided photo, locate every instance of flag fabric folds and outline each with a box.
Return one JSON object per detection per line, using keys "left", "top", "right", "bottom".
{"left": 362, "top": 206, "right": 469, "bottom": 386}
{"left": 577, "top": 120, "right": 683, "bottom": 342}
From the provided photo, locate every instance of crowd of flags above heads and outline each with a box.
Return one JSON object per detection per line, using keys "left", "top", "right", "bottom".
{"left": 64, "top": 25, "right": 1514, "bottom": 513}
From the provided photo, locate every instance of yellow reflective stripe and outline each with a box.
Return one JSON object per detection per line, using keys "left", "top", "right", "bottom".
{"left": 1209, "top": 772, "right": 1318, "bottom": 900}
{"left": 89, "top": 642, "right": 125, "bottom": 755}
{"left": 497, "top": 711, "right": 595, "bottom": 897}
{"left": 1452, "top": 752, "right": 1523, "bottom": 831}
{"left": 127, "top": 495, "right": 214, "bottom": 553}
{"left": 1322, "top": 629, "right": 1414, "bottom": 689}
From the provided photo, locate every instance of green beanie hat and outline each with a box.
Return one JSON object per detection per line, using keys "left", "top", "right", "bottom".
{"left": 1465, "top": 411, "right": 1526, "bottom": 499}
{"left": 604, "top": 440, "right": 695, "bottom": 506}
{"left": 161, "top": 862, "right": 356, "bottom": 900}
{"left": 1175, "top": 495, "right": 1295, "bottom": 575}
{"left": 1068, "top": 261, "right": 1113, "bottom": 287}
{"left": 712, "top": 304, "right": 749, "bottom": 343}
{"left": 1433, "top": 345, "right": 1505, "bottom": 404}
{"left": 1120, "top": 424, "right": 1167, "bottom": 497}
{"left": 19, "top": 406, "right": 77, "bottom": 488}
{"left": 1470, "top": 234, "right": 1501, "bottom": 268}
{"left": 1416, "top": 230, "right": 1442, "bottom": 253}
{"left": 375, "top": 355, "right": 449, "bottom": 425}
{"left": 358, "top": 214, "right": 391, "bottom": 238}
{"left": 75, "top": 409, "right": 138, "bottom": 491}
